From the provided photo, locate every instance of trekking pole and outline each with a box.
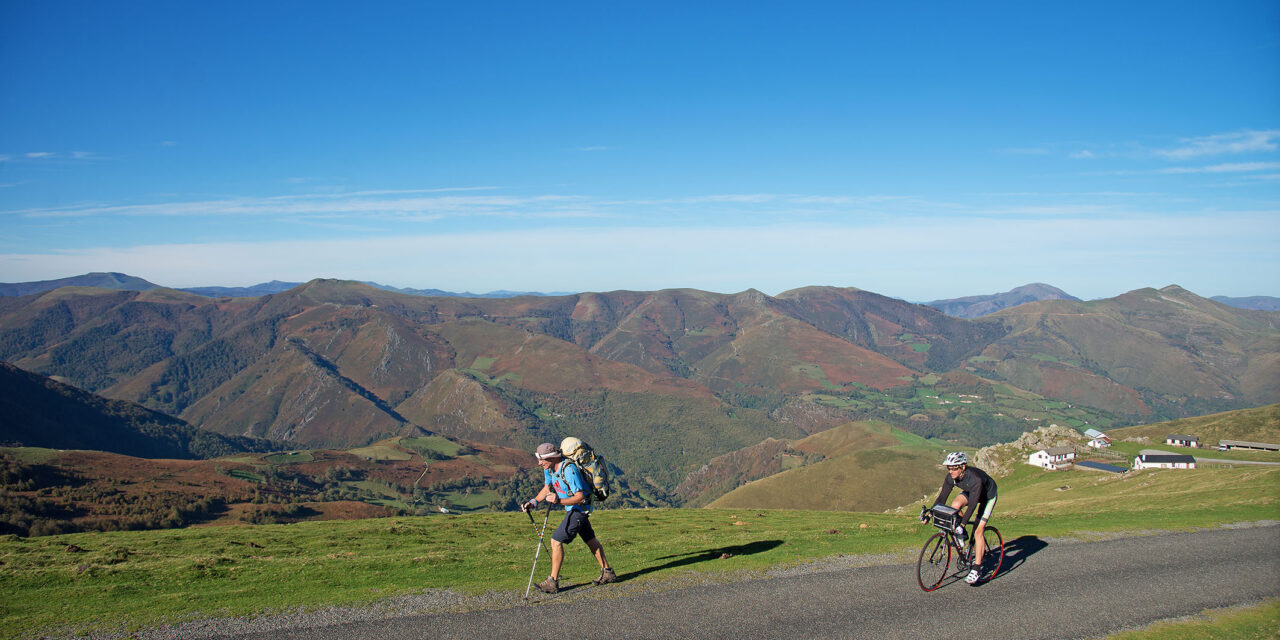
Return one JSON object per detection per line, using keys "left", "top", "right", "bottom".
{"left": 525, "top": 505, "right": 553, "bottom": 556}
{"left": 523, "top": 502, "right": 554, "bottom": 600}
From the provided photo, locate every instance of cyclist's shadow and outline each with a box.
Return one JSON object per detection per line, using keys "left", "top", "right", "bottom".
{"left": 991, "top": 535, "right": 1048, "bottom": 581}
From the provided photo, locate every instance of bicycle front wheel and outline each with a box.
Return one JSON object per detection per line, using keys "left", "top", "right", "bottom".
{"left": 980, "top": 526, "right": 1004, "bottom": 579}
{"left": 916, "top": 532, "right": 951, "bottom": 592}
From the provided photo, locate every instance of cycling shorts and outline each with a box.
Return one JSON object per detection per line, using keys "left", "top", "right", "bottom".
{"left": 976, "top": 496, "right": 997, "bottom": 523}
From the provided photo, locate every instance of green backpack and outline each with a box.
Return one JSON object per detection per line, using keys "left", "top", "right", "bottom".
{"left": 559, "top": 437, "right": 611, "bottom": 502}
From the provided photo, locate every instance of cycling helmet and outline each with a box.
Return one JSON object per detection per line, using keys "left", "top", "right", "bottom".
{"left": 943, "top": 451, "right": 967, "bottom": 466}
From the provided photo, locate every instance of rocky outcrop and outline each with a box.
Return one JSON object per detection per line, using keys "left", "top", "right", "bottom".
{"left": 976, "top": 424, "right": 1085, "bottom": 477}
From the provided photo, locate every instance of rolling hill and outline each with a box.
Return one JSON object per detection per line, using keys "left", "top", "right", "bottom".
{"left": 703, "top": 421, "right": 947, "bottom": 512}
{"left": 925, "top": 283, "right": 1080, "bottom": 318}
{"left": 1106, "top": 403, "right": 1280, "bottom": 445}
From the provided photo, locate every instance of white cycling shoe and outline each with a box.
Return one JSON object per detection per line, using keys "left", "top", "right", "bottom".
{"left": 964, "top": 569, "right": 981, "bottom": 585}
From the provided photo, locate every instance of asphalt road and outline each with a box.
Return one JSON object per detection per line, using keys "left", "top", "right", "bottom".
{"left": 229, "top": 524, "right": 1279, "bottom": 640}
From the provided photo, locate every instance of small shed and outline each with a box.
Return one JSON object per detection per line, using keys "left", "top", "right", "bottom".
{"left": 1217, "top": 439, "right": 1280, "bottom": 452}
{"left": 1165, "top": 435, "right": 1200, "bottom": 448}
{"left": 1134, "top": 454, "right": 1197, "bottom": 470}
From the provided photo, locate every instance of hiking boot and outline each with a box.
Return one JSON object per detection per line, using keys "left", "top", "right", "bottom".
{"left": 593, "top": 567, "right": 617, "bottom": 585}
{"left": 536, "top": 576, "right": 559, "bottom": 594}
{"left": 964, "top": 569, "right": 981, "bottom": 585}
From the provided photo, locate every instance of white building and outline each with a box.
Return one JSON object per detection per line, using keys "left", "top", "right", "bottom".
{"left": 1134, "top": 453, "right": 1197, "bottom": 470}
{"left": 1028, "top": 446, "right": 1076, "bottom": 470}
{"left": 1165, "top": 434, "right": 1200, "bottom": 448}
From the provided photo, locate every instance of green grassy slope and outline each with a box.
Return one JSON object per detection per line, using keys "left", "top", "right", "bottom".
{"left": 1107, "top": 403, "right": 1280, "bottom": 446}
{"left": 705, "top": 421, "right": 952, "bottom": 511}
{"left": 2, "top": 459, "right": 1275, "bottom": 638}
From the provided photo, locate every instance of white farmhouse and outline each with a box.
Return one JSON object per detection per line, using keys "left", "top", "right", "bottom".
{"left": 1165, "top": 434, "right": 1200, "bottom": 448}
{"left": 1083, "top": 428, "right": 1111, "bottom": 449}
{"left": 1133, "top": 454, "right": 1197, "bottom": 470}
{"left": 1028, "top": 446, "right": 1076, "bottom": 470}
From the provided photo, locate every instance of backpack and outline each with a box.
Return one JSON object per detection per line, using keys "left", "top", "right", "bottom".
{"left": 559, "top": 437, "right": 611, "bottom": 502}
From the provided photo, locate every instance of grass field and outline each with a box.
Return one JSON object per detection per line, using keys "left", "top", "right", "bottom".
{"left": 2, "top": 461, "right": 1276, "bottom": 638}
{"left": 1103, "top": 600, "right": 1280, "bottom": 640}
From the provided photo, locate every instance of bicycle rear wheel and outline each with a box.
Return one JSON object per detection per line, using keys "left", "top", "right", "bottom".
{"left": 916, "top": 532, "right": 951, "bottom": 591}
{"left": 979, "top": 526, "right": 1004, "bottom": 579}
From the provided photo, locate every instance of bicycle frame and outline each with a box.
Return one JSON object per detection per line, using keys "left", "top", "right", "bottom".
{"left": 917, "top": 506, "right": 1004, "bottom": 591}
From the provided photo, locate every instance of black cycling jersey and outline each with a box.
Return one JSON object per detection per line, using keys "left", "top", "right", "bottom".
{"left": 934, "top": 465, "right": 998, "bottom": 525}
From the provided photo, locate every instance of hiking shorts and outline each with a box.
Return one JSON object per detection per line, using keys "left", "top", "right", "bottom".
{"left": 552, "top": 509, "right": 595, "bottom": 545}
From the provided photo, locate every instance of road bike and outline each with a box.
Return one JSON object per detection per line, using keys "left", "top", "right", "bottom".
{"left": 916, "top": 504, "right": 1004, "bottom": 591}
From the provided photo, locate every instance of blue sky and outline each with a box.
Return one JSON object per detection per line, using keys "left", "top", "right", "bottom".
{"left": 1, "top": 1, "right": 1277, "bottom": 301}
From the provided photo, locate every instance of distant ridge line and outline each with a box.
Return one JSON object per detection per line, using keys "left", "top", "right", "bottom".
{"left": 1, "top": 273, "right": 1276, "bottom": 311}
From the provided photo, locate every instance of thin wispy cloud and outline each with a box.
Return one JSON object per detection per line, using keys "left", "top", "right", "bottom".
{"left": 2, "top": 190, "right": 589, "bottom": 220}
{"left": 5, "top": 150, "right": 103, "bottom": 162}
{"left": 1069, "top": 129, "right": 1280, "bottom": 163}
{"left": 3, "top": 189, "right": 1252, "bottom": 230}
{"left": 1153, "top": 130, "right": 1279, "bottom": 160}
{"left": 1159, "top": 162, "right": 1280, "bottom": 174}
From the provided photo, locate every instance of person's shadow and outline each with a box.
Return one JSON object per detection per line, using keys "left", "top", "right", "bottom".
{"left": 569, "top": 540, "right": 786, "bottom": 589}
{"left": 552, "top": 540, "right": 784, "bottom": 594}
{"left": 989, "top": 535, "right": 1048, "bottom": 581}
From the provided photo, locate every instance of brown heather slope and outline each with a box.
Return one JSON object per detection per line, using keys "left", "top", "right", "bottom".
{"left": 694, "top": 310, "right": 915, "bottom": 393}
{"left": 586, "top": 288, "right": 742, "bottom": 376}
{"left": 775, "top": 286, "right": 1008, "bottom": 371}
{"left": 981, "top": 286, "right": 1280, "bottom": 415}
{"left": 394, "top": 369, "right": 526, "bottom": 445}
{"left": 280, "top": 304, "right": 456, "bottom": 406}
{"left": 179, "top": 339, "right": 419, "bottom": 447}
{"left": 432, "top": 317, "right": 714, "bottom": 397}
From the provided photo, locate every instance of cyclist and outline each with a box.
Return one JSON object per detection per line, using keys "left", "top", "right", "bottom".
{"left": 924, "top": 451, "right": 998, "bottom": 585}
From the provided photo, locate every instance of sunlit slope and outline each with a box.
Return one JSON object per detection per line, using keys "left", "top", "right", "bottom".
{"left": 1107, "top": 403, "right": 1280, "bottom": 445}
{"left": 982, "top": 286, "right": 1280, "bottom": 414}
{"left": 990, "top": 461, "right": 1279, "bottom": 530}
{"left": 706, "top": 421, "right": 950, "bottom": 511}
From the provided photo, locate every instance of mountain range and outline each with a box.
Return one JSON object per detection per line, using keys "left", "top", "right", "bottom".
{"left": 1, "top": 277, "right": 1276, "bottom": 504}
{"left": 4, "top": 272, "right": 1277, "bottom": 316}
{"left": 0, "top": 272, "right": 568, "bottom": 300}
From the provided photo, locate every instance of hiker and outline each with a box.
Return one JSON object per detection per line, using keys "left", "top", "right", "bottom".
{"left": 522, "top": 442, "right": 616, "bottom": 593}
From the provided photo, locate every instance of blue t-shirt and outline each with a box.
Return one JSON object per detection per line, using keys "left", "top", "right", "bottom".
{"left": 544, "top": 461, "right": 591, "bottom": 513}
